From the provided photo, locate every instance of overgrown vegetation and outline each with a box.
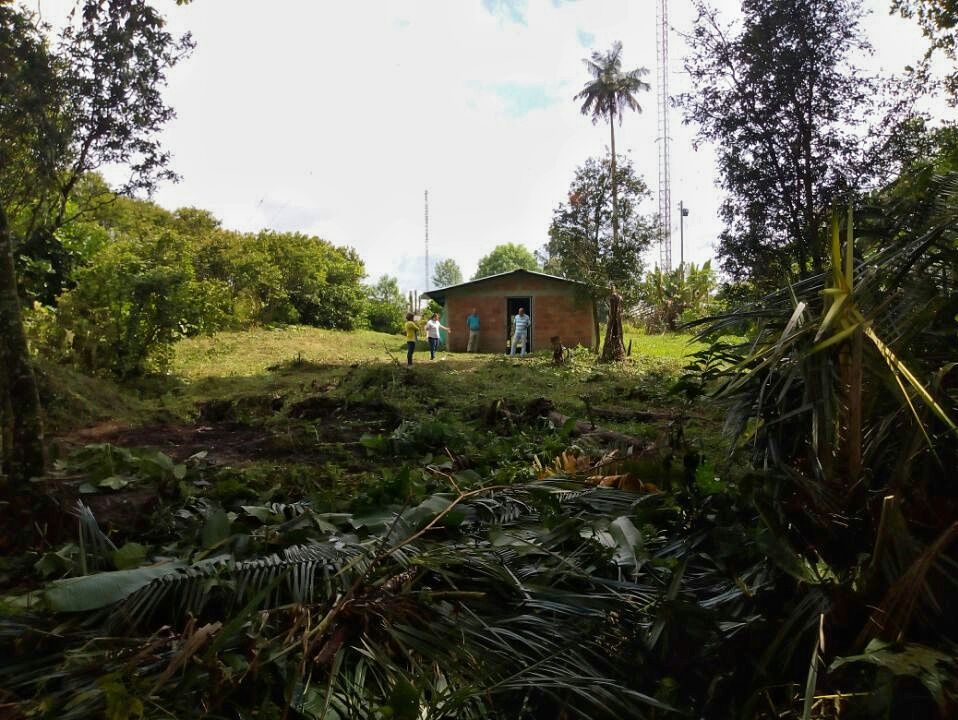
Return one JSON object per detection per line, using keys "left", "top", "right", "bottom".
{"left": 2, "top": 0, "right": 958, "bottom": 717}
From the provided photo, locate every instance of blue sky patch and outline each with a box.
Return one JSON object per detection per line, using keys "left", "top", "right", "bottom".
{"left": 577, "top": 28, "right": 595, "bottom": 48}
{"left": 489, "top": 82, "right": 560, "bottom": 116}
{"left": 481, "top": 0, "right": 527, "bottom": 25}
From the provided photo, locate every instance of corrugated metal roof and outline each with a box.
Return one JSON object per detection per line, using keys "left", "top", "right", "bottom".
{"left": 421, "top": 268, "right": 585, "bottom": 303}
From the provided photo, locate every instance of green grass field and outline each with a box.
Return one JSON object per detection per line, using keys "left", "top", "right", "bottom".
{"left": 162, "top": 325, "right": 689, "bottom": 418}
{"left": 43, "top": 325, "right": 717, "bottom": 439}
{"left": 172, "top": 324, "right": 704, "bottom": 379}
{"left": 162, "top": 325, "right": 708, "bottom": 421}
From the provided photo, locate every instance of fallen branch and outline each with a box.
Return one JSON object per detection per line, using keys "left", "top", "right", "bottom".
{"left": 588, "top": 406, "right": 671, "bottom": 423}
{"left": 548, "top": 411, "right": 653, "bottom": 452}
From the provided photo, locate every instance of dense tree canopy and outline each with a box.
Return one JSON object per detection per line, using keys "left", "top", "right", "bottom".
{"left": 22, "top": 185, "right": 369, "bottom": 376}
{"left": 472, "top": 243, "right": 539, "bottom": 280}
{"left": 366, "top": 275, "right": 407, "bottom": 334}
{"left": 678, "top": 0, "right": 894, "bottom": 290}
{"left": 431, "top": 258, "right": 463, "bottom": 288}
{"left": 1, "top": 0, "right": 191, "bottom": 485}
{"left": 541, "top": 153, "right": 655, "bottom": 348}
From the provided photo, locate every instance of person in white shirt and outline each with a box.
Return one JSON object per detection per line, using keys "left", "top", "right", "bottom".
{"left": 510, "top": 307, "right": 531, "bottom": 356}
{"left": 424, "top": 313, "right": 451, "bottom": 359}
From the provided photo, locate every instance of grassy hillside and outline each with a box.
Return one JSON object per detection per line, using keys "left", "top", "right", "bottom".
{"left": 173, "top": 324, "right": 706, "bottom": 378}
{"left": 165, "top": 325, "right": 707, "bottom": 422}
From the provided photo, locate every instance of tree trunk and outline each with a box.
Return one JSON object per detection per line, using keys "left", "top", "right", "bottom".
{"left": 0, "top": 202, "right": 46, "bottom": 489}
{"left": 600, "top": 286, "right": 625, "bottom": 363}
{"left": 609, "top": 107, "right": 619, "bottom": 247}
{"left": 592, "top": 298, "right": 601, "bottom": 355}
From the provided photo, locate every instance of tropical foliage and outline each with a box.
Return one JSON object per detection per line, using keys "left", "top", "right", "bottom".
{"left": 365, "top": 275, "right": 407, "bottom": 334}
{"left": 681, "top": 186, "right": 958, "bottom": 716}
{"left": 542, "top": 153, "right": 655, "bottom": 348}
{"left": 677, "top": 0, "right": 905, "bottom": 290}
{"left": 472, "top": 243, "right": 539, "bottom": 280}
{"left": 893, "top": 0, "right": 958, "bottom": 100}
{"left": 431, "top": 258, "right": 463, "bottom": 289}
{"left": 635, "top": 262, "right": 720, "bottom": 334}
{"left": 574, "top": 41, "right": 650, "bottom": 362}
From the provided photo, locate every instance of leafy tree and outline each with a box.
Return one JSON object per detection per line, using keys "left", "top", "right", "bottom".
{"left": 366, "top": 275, "right": 407, "bottom": 334}
{"left": 575, "top": 41, "right": 650, "bottom": 362}
{"left": 186, "top": 225, "right": 368, "bottom": 330}
{"left": 677, "top": 0, "right": 895, "bottom": 291}
{"left": 893, "top": 0, "right": 958, "bottom": 101}
{"left": 431, "top": 258, "right": 463, "bottom": 288}
{"left": 542, "top": 154, "right": 655, "bottom": 351}
{"left": 472, "top": 243, "right": 539, "bottom": 280}
{"left": 0, "top": 0, "right": 191, "bottom": 485}
{"left": 0, "top": 6, "right": 59, "bottom": 482}
{"left": 257, "top": 232, "right": 367, "bottom": 329}
{"left": 636, "top": 262, "right": 719, "bottom": 333}
{"left": 56, "top": 229, "right": 229, "bottom": 378}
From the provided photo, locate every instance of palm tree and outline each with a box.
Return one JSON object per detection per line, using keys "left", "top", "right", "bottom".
{"left": 575, "top": 42, "right": 650, "bottom": 249}
{"left": 575, "top": 42, "right": 650, "bottom": 360}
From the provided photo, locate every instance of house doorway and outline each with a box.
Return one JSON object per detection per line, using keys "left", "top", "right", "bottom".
{"left": 506, "top": 297, "right": 532, "bottom": 354}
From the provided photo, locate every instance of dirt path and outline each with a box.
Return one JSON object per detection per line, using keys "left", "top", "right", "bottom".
{"left": 56, "top": 421, "right": 290, "bottom": 465}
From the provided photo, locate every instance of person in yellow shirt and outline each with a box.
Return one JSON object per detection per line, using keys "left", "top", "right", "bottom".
{"left": 403, "top": 313, "right": 419, "bottom": 365}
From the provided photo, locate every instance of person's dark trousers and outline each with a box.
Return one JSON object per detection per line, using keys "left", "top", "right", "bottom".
{"left": 406, "top": 341, "right": 415, "bottom": 365}
{"left": 428, "top": 337, "right": 439, "bottom": 359}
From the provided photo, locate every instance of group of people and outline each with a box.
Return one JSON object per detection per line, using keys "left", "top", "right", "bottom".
{"left": 402, "top": 306, "right": 532, "bottom": 365}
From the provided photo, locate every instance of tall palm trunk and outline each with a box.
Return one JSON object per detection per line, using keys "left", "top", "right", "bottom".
{"left": 609, "top": 104, "right": 618, "bottom": 246}
{"left": 0, "top": 201, "right": 46, "bottom": 488}
{"left": 601, "top": 107, "right": 626, "bottom": 362}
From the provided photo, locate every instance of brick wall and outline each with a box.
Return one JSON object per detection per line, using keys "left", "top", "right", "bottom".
{"left": 441, "top": 275, "right": 595, "bottom": 353}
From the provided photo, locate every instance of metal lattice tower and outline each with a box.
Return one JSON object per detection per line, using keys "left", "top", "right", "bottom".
{"left": 655, "top": 0, "right": 672, "bottom": 272}
{"left": 424, "top": 189, "right": 430, "bottom": 291}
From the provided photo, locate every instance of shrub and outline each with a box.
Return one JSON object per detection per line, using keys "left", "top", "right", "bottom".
{"left": 635, "top": 261, "right": 721, "bottom": 333}
{"left": 56, "top": 229, "right": 229, "bottom": 377}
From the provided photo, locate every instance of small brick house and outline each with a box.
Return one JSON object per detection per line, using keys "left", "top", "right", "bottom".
{"left": 421, "top": 269, "right": 595, "bottom": 353}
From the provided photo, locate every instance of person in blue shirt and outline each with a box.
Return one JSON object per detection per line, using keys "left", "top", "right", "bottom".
{"left": 510, "top": 307, "right": 531, "bottom": 356}
{"left": 466, "top": 308, "right": 481, "bottom": 352}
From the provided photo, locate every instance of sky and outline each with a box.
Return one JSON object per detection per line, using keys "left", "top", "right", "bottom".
{"left": 33, "top": 0, "right": 940, "bottom": 294}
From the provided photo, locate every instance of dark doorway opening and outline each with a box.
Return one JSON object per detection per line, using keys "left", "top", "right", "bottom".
{"left": 506, "top": 297, "right": 531, "bottom": 354}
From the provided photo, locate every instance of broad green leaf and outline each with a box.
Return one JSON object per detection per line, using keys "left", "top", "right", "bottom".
{"left": 44, "top": 563, "right": 184, "bottom": 612}
{"left": 111, "top": 542, "right": 147, "bottom": 570}
{"left": 387, "top": 677, "right": 420, "bottom": 720}
{"left": 99, "top": 475, "right": 130, "bottom": 490}
{"left": 830, "top": 640, "right": 958, "bottom": 710}
{"left": 402, "top": 494, "right": 454, "bottom": 528}
{"left": 350, "top": 508, "right": 397, "bottom": 530}
{"left": 241, "top": 505, "right": 278, "bottom": 523}
{"left": 201, "top": 509, "right": 231, "bottom": 548}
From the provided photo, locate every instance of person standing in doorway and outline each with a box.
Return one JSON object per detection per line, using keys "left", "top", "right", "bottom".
{"left": 425, "top": 312, "right": 451, "bottom": 360}
{"left": 466, "top": 307, "right": 481, "bottom": 352}
{"left": 404, "top": 313, "right": 419, "bottom": 365}
{"left": 510, "top": 307, "right": 531, "bottom": 356}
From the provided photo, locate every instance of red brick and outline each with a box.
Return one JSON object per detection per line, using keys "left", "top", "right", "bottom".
{"left": 428, "top": 271, "right": 595, "bottom": 353}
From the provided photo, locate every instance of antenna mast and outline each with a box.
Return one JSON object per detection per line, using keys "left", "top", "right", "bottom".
{"left": 655, "top": 0, "right": 673, "bottom": 272}
{"left": 424, "top": 189, "right": 430, "bottom": 291}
